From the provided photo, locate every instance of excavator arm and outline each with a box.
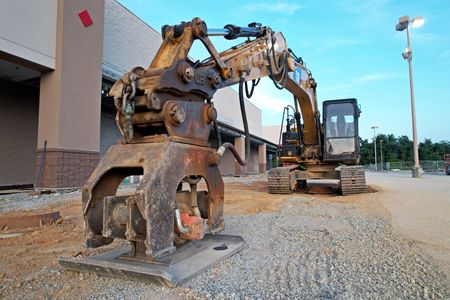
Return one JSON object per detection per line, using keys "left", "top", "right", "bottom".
{"left": 209, "top": 29, "right": 320, "bottom": 146}
{"left": 109, "top": 17, "right": 320, "bottom": 147}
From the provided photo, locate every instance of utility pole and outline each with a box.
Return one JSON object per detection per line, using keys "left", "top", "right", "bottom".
{"left": 396, "top": 15, "right": 424, "bottom": 178}
{"left": 371, "top": 126, "right": 378, "bottom": 171}
{"left": 380, "top": 139, "right": 383, "bottom": 172}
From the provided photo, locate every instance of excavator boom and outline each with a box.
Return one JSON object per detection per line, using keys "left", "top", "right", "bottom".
{"left": 108, "top": 18, "right": 320, "bottom": 147}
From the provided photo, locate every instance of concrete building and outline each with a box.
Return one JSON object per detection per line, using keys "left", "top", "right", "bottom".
{"left": 0, "top": 0, "right": 276, "bottom": 189}
{"left": 262, "top": 125, "right": 283, "bottom": 146}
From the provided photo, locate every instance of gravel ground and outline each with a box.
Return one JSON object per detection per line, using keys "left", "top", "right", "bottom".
{"left": 0, "top": 190, "right": 81, "bottom": 213}
{"left": 1, "top": 175, "right": 449, "bottom": 299}
{"left": 0, "top": 175, "right": 263, "bottom": 214}
{"left": 75, "top": 196, "right": 448, "bottom": 299}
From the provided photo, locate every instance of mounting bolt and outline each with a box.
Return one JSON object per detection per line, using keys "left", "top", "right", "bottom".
{"left": 147, "top": 92, "right": 162, "bottom": 110}
{"left": 185, "top": 67, "right": 194, "bottom": 81}
{"left": 178, "top": 62, "right": 195, "bottom": 83}
{"left": 103, "top": 229, "right": 113, "bottom": 238}
{"left": 204, "top": 105, "right": 217, "bottom": 123}
{"left": 168, "top": 104, "right": 185, "bottom": 125}
{"left": 208, "top": 71, "right": 222, "bottom": 88}
{"left": 192, "top": 17, "right": 207, "bottom": 37}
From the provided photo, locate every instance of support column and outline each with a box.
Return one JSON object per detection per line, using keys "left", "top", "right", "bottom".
{"left": 234, "top": 136, "right": 245, "bottom": 177}
{"left": 258, "top": 143, "right": 266, "bottom": 173}
{"left": 36, "top": 0, "right": 105, "bottom": 188}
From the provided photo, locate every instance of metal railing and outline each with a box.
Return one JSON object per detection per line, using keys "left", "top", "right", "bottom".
{"left": 365, "top": 160, "right": 445, "bottom": 172}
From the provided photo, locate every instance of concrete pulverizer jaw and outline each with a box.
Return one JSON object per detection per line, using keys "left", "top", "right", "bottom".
{"left": 59, "top": 17, "right": 247, "bottom": 287}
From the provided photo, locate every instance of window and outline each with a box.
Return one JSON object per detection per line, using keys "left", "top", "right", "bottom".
{"left": 325, "top": 103, "right": 356, "bottom": 155}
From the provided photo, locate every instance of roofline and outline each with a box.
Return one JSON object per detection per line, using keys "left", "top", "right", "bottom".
{"left": 113, "top": 0, "right": 161, "bottom": 36}
{"left": 216, "top": 120, "right": 278, "bottom": 151}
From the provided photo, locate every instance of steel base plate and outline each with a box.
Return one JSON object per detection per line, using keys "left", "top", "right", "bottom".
{"left": 59, "top": 234, "right": 244, "bottom": 287}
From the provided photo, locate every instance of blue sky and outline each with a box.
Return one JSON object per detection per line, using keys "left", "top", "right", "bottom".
{"left": 119, "top": 0, "right": 450, "bottom": 142}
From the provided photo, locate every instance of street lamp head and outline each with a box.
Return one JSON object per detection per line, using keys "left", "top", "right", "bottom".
{"left": 412, "top": 16, "right": 424, "bottom": 28}
{"left": 395, "top": 15, "right": 424, "bottom": 31}
{"left": 395, "top": 15, "right": 410, "bottom": 31}
{"left": 371, "top": 126, "right": 378, "bottom": 130}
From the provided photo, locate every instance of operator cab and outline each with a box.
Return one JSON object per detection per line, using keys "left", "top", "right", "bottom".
{"left": 322, "top": 99, "right": 360, "bottom": 163}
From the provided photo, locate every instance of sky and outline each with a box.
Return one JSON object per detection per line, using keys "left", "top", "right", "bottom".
{"left": 118, "top": 0, "right": 450, "bottom": 142}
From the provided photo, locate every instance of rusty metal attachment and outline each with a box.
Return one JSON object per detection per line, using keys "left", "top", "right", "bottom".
{"left": 58, "top": 138, "right": 247, "bottom": 286}
{"left": 80, "top": 141, "right": 227, "bottom": 256}
{"left": 59, "top": 234, "right": 244, "bottom": 287}
{"left": 59, "top": 16, "right": 356, "bottom": 285}
{"left": 60, "top": 17, "right": 265, "bottom": 285}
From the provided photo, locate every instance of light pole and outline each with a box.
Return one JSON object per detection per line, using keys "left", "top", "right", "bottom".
{"left": 396, "top": 15, "right": 424, "bottom": 178}
{"left": 380, "top": 139, "right": 383, "bottom": 172}
{"left": 371, "top": 126, "right": 378, "bottom": 171}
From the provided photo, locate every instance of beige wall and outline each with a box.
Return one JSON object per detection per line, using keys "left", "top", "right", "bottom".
{"left": 214, "top": 88, "right": 262, "bottom": 137}
{"left": 258, "top": 144, "right": 266, "bottom": 164}
{"left": 262, "top": 125, "right": 283, "bottom": 145}
{"left": 0, "top": 0, "right": 57, "bottom": 69}
{"left": 37, "top": 0, "right": 105, "bottom": 151}
{"left": 0, "top": 79, "right": 39, "bottom": 185}
{"left": 103, "top": 0, "right": 162, "bottom": 80}
{"left": 247, "top": 147, "right": 259, "bottom": 173}
{"left": 218, "top": 146, "right": 259, "bottom": 175}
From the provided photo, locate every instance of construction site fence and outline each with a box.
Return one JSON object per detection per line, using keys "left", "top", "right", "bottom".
{"left": 364, "top": 160, "right": 446, "bottom": 172}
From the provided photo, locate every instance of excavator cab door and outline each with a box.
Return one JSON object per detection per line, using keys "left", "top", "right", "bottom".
{"left": 322, "top": 98, "right": 360, "bottom": 163}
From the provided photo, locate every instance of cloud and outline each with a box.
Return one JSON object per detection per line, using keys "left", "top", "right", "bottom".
{"left": 242, "top": 2, "right": 303, "bottom": 15}
{"left": 354, "top": 71, "right": 401, "bottom": 83}
{"left": 321, "top": 71, "right": 401, "bottom": 93}
{"left": 333, "top": 0, "right": 389, "bottom": 15}
{"left": 412, "top": 32, "right": 439, "bottom": 44}
{"left": 245, "top": 72, "right": 401, "bottom": 122}
{"left": 394, "top": 31, "right": 441, "bottom": 45}
{"left": 332, "top": 0, "right": 390, "bottom": 24}
{"left": 440, "top": 49, "right": 450, "bottom": 65}
{"left": 314, "top": 38, "right": 362, "bottom": 55}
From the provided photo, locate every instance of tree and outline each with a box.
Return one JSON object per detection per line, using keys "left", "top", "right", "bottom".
{"left": 359, "top": 138, "right": 373, "bottom": 165}
{"left": 419, "top": 139, "right": 450, "bottom": 160}
{"left": 359, "top": 135, "right": 448, "bottom": 165}
{"left": 397, "top": 135, "right": 413, "bottom": 162}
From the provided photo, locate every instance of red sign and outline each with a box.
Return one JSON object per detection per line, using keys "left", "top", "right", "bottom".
{"left": 78, "top": 10, "right": 93, "bottom": 27}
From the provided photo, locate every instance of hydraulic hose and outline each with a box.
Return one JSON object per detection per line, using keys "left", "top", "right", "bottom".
{"left": 293, "top": 96, "right": 304, "bottom": 146}
{"left": 213, "top": 120, "right": 222, "bottom": 149}
{"left": 209, "top": 78, "right": 250, "bottom": 167}
{"left": 244, "top": 78, "right": 260, "bottom": 98}
{"left": 238, "top": 77, "right": 251, "bottom": 165}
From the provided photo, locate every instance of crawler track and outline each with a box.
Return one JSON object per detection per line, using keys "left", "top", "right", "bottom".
{"left": 339, "top": 166, "right": 367, "bottom": 195}
{"left": 268, "top": 167, "right": 294, "bottom": 194}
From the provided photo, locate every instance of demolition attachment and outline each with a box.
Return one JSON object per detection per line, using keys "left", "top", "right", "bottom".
{"left": 59, "top": 17, "right": 261, "bottom": 286}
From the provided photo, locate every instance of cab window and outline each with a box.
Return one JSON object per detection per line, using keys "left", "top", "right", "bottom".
{"left": 325, "top": 103, "right": 356, "bottom": 155}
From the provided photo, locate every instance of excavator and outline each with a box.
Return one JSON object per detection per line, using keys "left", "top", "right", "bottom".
{"left": 59, "top": 17, "right": 365, "bottom": 286}
{"left": 270, "top": 97, "right": 366, "bottom": 195}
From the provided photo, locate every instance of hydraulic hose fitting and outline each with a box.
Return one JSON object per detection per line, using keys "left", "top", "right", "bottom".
{"left": 175, "top": 209, "right": 190, "bottom": 234}
{"left": 208, "top": 142, "right": 246, "bottom": 166}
